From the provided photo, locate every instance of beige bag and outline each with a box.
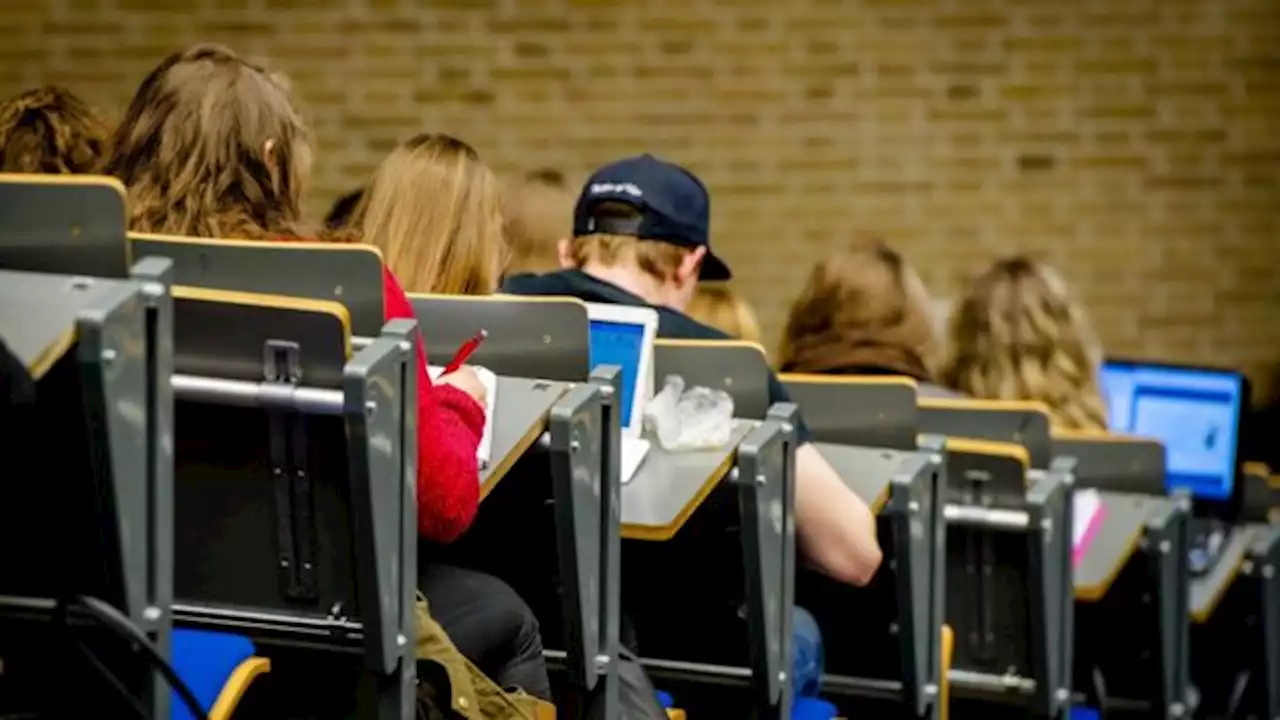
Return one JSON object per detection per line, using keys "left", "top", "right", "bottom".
{"left": 413, "top": 593, "right": 555, "bottom": 720}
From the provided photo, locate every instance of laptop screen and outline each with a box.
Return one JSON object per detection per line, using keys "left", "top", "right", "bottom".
{"left": 588, "top": 319, "right": 647, "bottom": 430}
{"left": 1099, "top": 361, "right": 1244, "bottom": 501}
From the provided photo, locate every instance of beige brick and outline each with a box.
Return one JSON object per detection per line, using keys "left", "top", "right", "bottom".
{"left": 6, "top": 0, "right": 1279, "bottom": 400}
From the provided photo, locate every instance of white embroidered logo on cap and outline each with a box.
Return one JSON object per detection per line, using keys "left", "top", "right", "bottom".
{"left": 589, "top": 182, "right": 643, "bottom": 197}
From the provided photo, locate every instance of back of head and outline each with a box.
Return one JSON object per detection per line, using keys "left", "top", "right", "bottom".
{"left": 0, "top": 86, "right": 108, "bottom": 174}
{"left": 325, "top": 187, "right": 365, "bottom": 230}
{"left": 687, "top": 283, "right": 762, "bottom": 343}
{"left": 503, "top": 168, "right": 572, "bottom": 275}
{"left": 778, "top": 239, "right": 938, "bottom": 381}
{"left": 940, "top": 256, "right": 1108, "bottom": 431}
{"left": 106, "top": 43, "right": 311, "bottom": 240}
{"left": 354, "top": 132, "right": 504, "bottom": 295}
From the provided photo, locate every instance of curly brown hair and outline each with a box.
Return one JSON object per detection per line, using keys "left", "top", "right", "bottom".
{"left": 106, "top": 44, "right": 311, "bottom": 240}
{"left": 939, "top": 256, "right": 1108, "bottom": 431}
{"left": 0, "top": 86, "right": 108, "bottom": 174}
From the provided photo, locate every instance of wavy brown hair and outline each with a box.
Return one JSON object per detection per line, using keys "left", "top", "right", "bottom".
{"left": 106, "top": 44, "right": 311, "bottom": 240}
{"left": 0, "top": 86, "right": 108, "bottom": 174}
{"left": 351, "top": 133, "right": 504, "bottom": 295}
{"left": 940, "top": 256, "right": 1108, "bottom": 431}
{"left": 778, "top": 239, "right": 938, "bottom": 381}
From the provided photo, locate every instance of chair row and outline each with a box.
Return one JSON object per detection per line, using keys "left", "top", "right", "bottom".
{"left": 2, "top": 174, "right": 1279, "bottom": 720}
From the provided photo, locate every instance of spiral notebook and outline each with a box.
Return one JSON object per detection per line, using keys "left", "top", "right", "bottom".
{"left": 428, "top": 365, "right": 497, "bottom": 470}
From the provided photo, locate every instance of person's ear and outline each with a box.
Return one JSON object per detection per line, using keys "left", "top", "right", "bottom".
{"left": 263, "top": 138, "right": 280, "bottom": 190}
{"left": 557, "top": 238, "right": 575, "bottom": 269}
{"left": 678, "top": 246, "right": 707, "bottom": 286}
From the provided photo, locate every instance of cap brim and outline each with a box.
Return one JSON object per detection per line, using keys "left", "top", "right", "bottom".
{"left": 699, "top": 250, "right": 732, "bottom": 281}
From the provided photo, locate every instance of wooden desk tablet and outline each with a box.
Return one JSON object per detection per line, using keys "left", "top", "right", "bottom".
{"left": 1190, "top": 526, "right": 1257, "bottom": 623}
{"left": 1074, "top": 492, "right": 1164, "bottom": 601}
{"left": 480, "top": 376, "right": 569, "bottom": 498}
{"left": 621, "top": 419, "right": 755, "bottom": 541}
{"left": 0, "top": 270, "right": 140, "bottom": 379}
{"left": 811, "top": 441, "right": 898, "bottom": 514}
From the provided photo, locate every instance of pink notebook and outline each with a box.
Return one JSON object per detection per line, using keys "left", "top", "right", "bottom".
{"left": 1072, "top": 490, "right": 1107, "bottom": 568}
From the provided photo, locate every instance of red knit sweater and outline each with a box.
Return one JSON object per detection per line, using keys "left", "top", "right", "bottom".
{"left": 381, "top": 268, "right": 484, "bottom": 542}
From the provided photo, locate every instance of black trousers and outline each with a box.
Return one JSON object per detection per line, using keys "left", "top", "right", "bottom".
{"left": 419, "top": 563, "right": 552, "bottom": 700}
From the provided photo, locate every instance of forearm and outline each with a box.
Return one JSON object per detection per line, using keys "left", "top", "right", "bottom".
{"left": 793, "top": 442, "right": 883, "bottom": 586}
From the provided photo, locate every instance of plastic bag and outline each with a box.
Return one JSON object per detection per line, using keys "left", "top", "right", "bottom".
{"left": 643, "top": 375, "right": 734, "bottom": 451}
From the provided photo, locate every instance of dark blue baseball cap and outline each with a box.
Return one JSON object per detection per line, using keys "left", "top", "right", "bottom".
{"left": 572, "top": 154, "right": 730, "bottom": 281}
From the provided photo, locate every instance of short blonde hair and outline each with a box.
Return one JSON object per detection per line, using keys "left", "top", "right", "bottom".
{"left": 503, "top": 169, "right": 572, "bottom": 275}
{"left": 940, "top": 256, "right": 1108, "bottom": 431}
{"left": 687, "top": 284, "right": 762, "bottom": 343}
{"left": 566, "top": 202, "right": 691, "bottom": 281}
{"left": 353, "top": 133, "right": 504, "bottom": 295}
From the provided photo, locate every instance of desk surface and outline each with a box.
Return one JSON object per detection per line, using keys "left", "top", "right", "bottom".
{"left": 0, "top": 270, "right": 130, "bottom": 378}
{"left": 812, "top": 442, "right": 898, "bottom": 514}
{"left": 621, "top": 419, "right": 755, "bottom": 541}
{"left": 480, "top": 376, "right": 569, "bottom": 499}
{"left": 1190, "top": 525, "right": 1258, "bottom": 623}
{"left": 1074, "top": 492, "right": 1165, "bottom": 601}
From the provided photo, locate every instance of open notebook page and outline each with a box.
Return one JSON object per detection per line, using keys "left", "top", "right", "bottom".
{"left": 427, "top": 365, "right": 497, "bottom": 470}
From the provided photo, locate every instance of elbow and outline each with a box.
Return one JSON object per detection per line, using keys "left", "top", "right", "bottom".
{"left": 417, "top": 500, "right": 477, "bottom": 544}
{"left": 826, "top": 538, "right": 882, "bottom": 587}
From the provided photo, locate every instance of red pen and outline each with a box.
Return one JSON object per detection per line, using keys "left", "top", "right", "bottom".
{"left": 442, "top": 329, "right": 488, "bottom": 375}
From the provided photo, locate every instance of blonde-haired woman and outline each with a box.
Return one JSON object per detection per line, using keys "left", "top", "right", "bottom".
{"left": 502, "top": 168, "right": 573, "bottom": 276}
{"left": 688, "top": 283, "right": 762, "bottom": 344}
{"left": 351, "top": 132, "right": 505, "bottom": 295}
{"left": 940, "top": 256, "right": 1108, "bottom": 431}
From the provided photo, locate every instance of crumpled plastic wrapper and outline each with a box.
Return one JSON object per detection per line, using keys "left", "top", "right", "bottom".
{"left": 643, "top": 375, "right": 735, "bottom": 451}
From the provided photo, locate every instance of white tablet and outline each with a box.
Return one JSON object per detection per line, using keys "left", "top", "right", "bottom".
{"left": 585, "top": 303, "right": 659, "bottom": 439}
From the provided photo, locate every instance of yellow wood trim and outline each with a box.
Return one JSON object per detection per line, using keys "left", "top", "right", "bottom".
{"left": 872, "top": 484, "right": 890, "bottom": 515}
{"left": 415, "top": 291, "right": 589, "bottom": 310}
{"left": 1191, "top": 550, "right": 1247, "bottom": 623}
{"left": 0, "top": 173, "right": 127, "bottom": 197}
{"left": 622, "top": 450, "right": 739, "bottom": 541}
{"left": 172, "top": 286, "right": 353, "bottom": 358}
{"left": 940, "top": 624, "right": 954, "bottom": 720}
{"left": 1074, "top": 519, "right": 1143, "bottom": 602}
{"left": 920, "top": 396, "right": 1051, "bottom": 416}
{"left": 129, "top": 231, "right": 385, "bottom": 261}
{"left": 1243, "top": 461, "right": 1271, "bottom": 478}
{"left": 26, "top": 327, "right": 76, "bottom": 381}
{"left": 1269, "top": 475, "right": 1280, "bottom": 490}
{"left": 779, "top": 372, "right": 919, "bottom": 389}
{"left": 208, "top": 656, "right": 271, "bottom": 720}
{"left": 944, "top": 437, "right": 1030, "bottom": 468}
{"left": 666, "top": 711, "right": 686, "bottom": 720}
{"left": 480, "top": 414, "right": 555, "bottom": 502}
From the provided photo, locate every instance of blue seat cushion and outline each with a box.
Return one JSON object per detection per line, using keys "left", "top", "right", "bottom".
{"left": 792, "top": 697, "right": 838, "bottom": 720}
{"left": 170, "top": 629, "right": 255, "bottom": 720}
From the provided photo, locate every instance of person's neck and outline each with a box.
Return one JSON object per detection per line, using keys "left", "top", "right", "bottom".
{"left": 578, "top": 262, "right": 668, "bottom": 307}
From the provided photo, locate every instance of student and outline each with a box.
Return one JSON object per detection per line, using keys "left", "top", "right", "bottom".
{"left": 347, "top": 132, "right": 505, "bottom": 295}
{"left": 0, "top": 85, "right": 108, "bottom": 173}
{"left": 686, "top": 283, "right": 762, "bottom": 344}
{"left": 106, "top": 44, "right": 550, "bottom": 699}
{"left": 503, "top": 154, "right": 882, "bottom": 586}
{"left": 777, "top": 239, "right": 958, "bottom": 397}
{"left": 502, "top": 168, "right": 574, "bottom": 276}
{"left": 940, "top": 256, "right": 1108, "bottom": 432}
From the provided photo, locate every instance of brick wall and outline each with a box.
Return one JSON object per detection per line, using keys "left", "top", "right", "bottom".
{"left": 5, "top": 0, "right": 1279, "bottom": 399}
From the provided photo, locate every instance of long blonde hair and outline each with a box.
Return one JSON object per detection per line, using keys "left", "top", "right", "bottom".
{"left": 503, "top": 168, "right": 572, "bottom": 275}
{"left": 0, "top": 86, "right": 108, "bottom": 174}
{"left": 940, "top": 256, "right": 1108, "bottom": 431}
{"left": 778, "top": 239, "right": 938, "bottom": 381}
{"left": 106, "top": 44, "right": 311, "bottom": 240}
{"left": 352, "top": 133, "right": 504, "bottom": 295}
{"left": 688, "top": 283, "right": 762, "bottom": 343}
